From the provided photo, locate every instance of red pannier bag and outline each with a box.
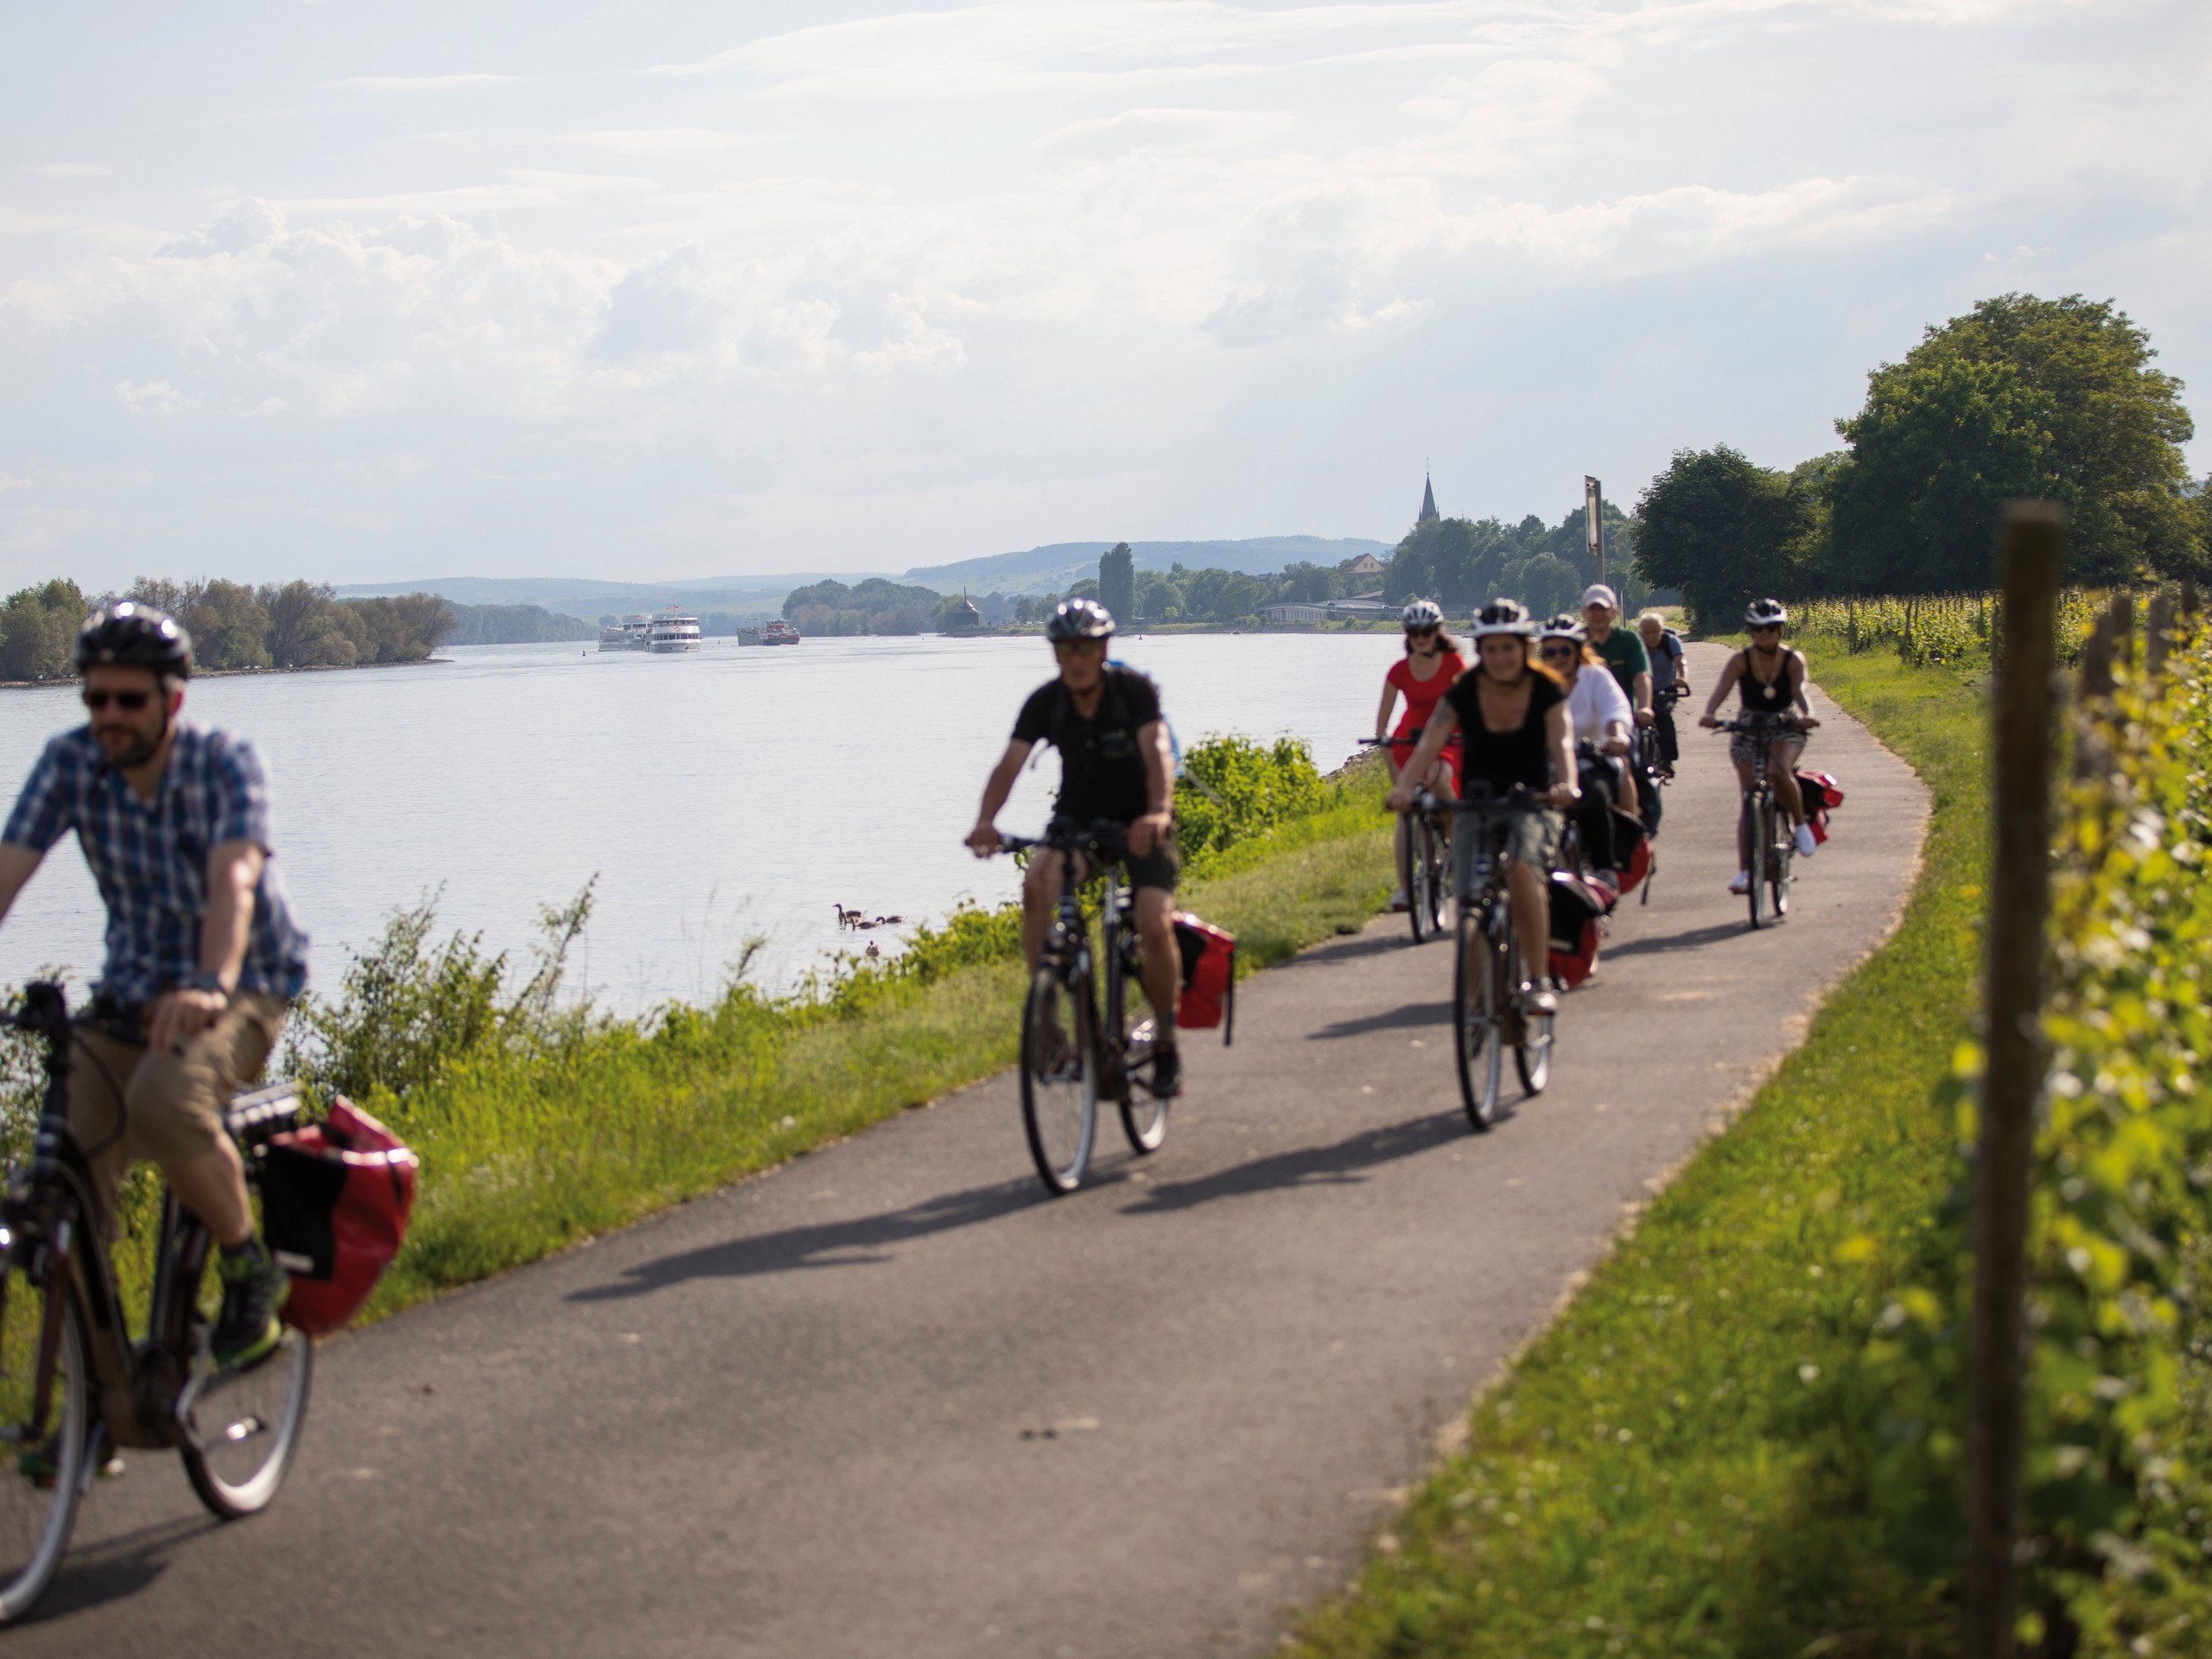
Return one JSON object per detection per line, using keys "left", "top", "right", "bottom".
{"left": 1609, "top": 808, "right": 1654, "bottom": 899}
{"left": 1172, "top": 912, "right": 1236, "bottom": 1043}
{"left": 1548, "top": 870, "right": 1611, "bottom": 989}
{"left": 259, "top": 1096, "right": 420, "bottom": 1335}
{"left": 1795, "top": 770, "right": 1845, "bottom": 846}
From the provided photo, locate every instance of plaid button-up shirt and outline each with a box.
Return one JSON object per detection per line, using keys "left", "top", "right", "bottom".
{"left": 3, "top": 723, "right": 309, "bottom": 1007}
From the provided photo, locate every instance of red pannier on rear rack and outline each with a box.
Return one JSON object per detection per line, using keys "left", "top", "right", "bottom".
{"left": 1173, "top": 912, "right": 1236, "bottom": 1042}
{"left": 1795, "top": 770, "right": 1846, "bottom": 846}
{"left": 1548, "top": 870, "right": 1612, "bottom": 989}
{"left": 258, "top": 1096, "right": 420, "bottom": 1336}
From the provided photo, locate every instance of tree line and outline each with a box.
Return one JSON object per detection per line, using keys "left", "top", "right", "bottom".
{"left": 781, "top": 576, "right": 988, "bottom": 636}
{"left": 0, "top": 575, "right": 597, "bottom": 681}
{"left": 1381, "top": 502, "right": 1656, "bottom": 621}
{"left": 1634, "top": 293, "right": 2209, "bottom": 625}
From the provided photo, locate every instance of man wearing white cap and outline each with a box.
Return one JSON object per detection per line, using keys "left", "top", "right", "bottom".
{"left": 1580, "top": 585, "right": 1654, "bottom": 730}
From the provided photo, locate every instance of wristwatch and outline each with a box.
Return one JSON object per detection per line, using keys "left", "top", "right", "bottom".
{"left": 186, "top": 973, "right": 231, "bottom": 1000}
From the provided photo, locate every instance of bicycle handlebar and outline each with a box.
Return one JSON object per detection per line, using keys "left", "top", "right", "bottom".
{"left": 1711, "top": 714, "right": 1806, "bottom": 734}
{"left": 994, "top": 819, "right": 1133, "bottom": 860}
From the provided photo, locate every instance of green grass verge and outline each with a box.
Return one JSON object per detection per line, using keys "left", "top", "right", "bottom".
{"left": 357, "top": 769, "right": 1396, "bottom": 1321}
{"left": 1287, "top": 646, "right": 1991, "bottom": 1656}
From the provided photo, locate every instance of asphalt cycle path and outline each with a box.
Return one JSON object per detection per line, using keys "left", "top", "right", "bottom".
{"left": 22, "top": 645, "right": 1928, "bottom": 1659}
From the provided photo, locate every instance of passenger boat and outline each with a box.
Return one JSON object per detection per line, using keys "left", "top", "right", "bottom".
{"left": 599, "top": 616, "right": 652, "bottom": 651}
{"left": 648, "top": 608, "right": 702, "bottom": 653}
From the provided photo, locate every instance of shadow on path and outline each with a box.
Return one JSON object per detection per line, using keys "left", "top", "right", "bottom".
{"left": 1601, "top": 919, "right": 1747, "bottom": 961}
{"left": 24, "top": 1513, "right": 202, "bottom": 1628}
{"left": 1272, "top": 932, "right": 1409, "bottom": 972}
{"left": 1306, "top": 1001, "right": 1452, "bottom": 1041}
{"left": 1119, "top": 1111, "right": 1464, "bottom": 1215}
{"left": 569, "top": 1176, "right": 1043, "bottom": 1302}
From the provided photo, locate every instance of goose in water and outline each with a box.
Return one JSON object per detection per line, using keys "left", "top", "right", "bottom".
{"left": 864, "top": 941, "right": 881, "bottom": 958}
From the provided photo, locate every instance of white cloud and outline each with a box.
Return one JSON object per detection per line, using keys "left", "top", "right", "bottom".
{"left": 1035, "top": 107, "right": 1294, "bottom": 155}
{"left": 116, "top": 379, "right": 200, "bottom": 416}
{"left": 20, "top": 162, "right": 114, "bottom": 179}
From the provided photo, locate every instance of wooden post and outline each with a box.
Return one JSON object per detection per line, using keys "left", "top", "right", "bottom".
{"left": 2146, "top": 593, "right": 2172, "bottom": 683}
{"left": 2108, "top": 593, "right": 2134, "bottom": 674}
{"left": 1966, "top": 501, "right": 2063, "bottom": 1659}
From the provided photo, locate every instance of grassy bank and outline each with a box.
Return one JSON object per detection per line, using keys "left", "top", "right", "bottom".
{"left": 1289, "top": 645, "right": 1993, "bottom": 1656}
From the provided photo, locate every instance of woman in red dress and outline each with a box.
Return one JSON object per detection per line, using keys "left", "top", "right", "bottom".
{"left": 1374, "top": 600, "right": 1466, "bottom": 911}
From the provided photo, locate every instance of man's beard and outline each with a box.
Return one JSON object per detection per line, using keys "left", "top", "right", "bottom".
{"left": 99, "top": 726, "right": 162, "bottom": 767}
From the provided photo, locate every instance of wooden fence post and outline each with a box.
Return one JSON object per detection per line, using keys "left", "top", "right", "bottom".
{"left": 1966, "top": 501, "right": 2063, "bottom": 1659}
{"left": 2146, "top": 593, "right": 2172, "bottom": 683}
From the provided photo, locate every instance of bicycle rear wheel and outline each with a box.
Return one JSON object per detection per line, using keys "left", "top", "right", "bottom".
{"left": 1020, "top": 969, "right": 1098, "bottom": 1194}
{"left": 181, "top": 1323, "right": 314, "bottom": 1520}
{"left": 1453, "top": 909, "right": 1504, "bottom": 1130}
{"left": 1745, "top": 793, "right": 1770, "bottom": 930}
{"left": 1510, "top": 932, "right": 1553, "bottom": 1096}
{"left": 0, "top": 1268, "right": 89, "bottom": 1624}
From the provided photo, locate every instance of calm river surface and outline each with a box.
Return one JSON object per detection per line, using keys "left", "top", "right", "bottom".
{"left": 0, "top": 632, "right": 1389, "bottom": 1013}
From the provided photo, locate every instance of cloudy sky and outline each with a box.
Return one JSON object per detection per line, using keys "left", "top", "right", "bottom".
{"left": 1, "top": 0, "right": 2203, "bottom": 589}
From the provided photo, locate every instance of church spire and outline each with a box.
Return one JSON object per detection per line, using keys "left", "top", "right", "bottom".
{"left": 1418, "top": 473, "right": 1439, "bottom": 524}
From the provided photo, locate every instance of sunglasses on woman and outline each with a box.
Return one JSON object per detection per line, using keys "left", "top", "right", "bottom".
{"left": 1539, "top": 644, "right": 1577, "bottom": 661}
{"left": 82, "top": 690, "right": 153, "bottom": 711}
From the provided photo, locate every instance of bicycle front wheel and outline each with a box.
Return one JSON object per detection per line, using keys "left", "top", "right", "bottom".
{"left": 181, "top": 1322, "right": 314, "bottom": 1520}
{"left": 1769, "top": 814, "right": 1792, "bottom": 921}
{"left": 0, "top": 1268, "right": 89, "bottom": 1624}
{"left": 1406, "top": 816, "right": 1433, "bottom": 944}
{"left": 1020, "top": 969, "right": 1098, "bottom": 1194}
{"left": 1453, "top": 910, "right": 1504, "bottom": 1131}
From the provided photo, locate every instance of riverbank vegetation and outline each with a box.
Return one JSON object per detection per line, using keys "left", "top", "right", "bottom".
{"left": 0, "top": 575, "right": 606, "bottom": 679}
{"left": 1288, "top": 621, "right": 2212, "bottom": 1656}
{"left": 0, "top": 735, "right": 1392, "bottom": 1325}
{"left": 1634, "top": 295, "right": 2209, "bottom": 628}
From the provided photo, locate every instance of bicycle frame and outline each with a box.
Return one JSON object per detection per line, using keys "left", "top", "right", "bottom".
{"left": 4, "top": 989, "right": 235, "bottom": 1460}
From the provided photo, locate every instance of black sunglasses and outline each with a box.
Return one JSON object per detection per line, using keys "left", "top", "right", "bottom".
{"left": 82, "top": 690, "right": 153, "bottom": 711}
{"left": 1539, "top": 643, "right": 1577, "bottom": 658}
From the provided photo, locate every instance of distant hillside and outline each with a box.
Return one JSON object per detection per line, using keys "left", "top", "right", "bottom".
{"left": 333, "top": 575, "right": 880, "bottom": 622}
{"left": 903, "top": 536, "right": 1390, "bottom": 594}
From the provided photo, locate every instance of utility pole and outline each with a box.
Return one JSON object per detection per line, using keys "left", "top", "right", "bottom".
{"left": 1965, "top": 499, "right": 2063, "bottom": 1659}
{"left": 1584, "top": 476, "right": 1605, "bottom": 587}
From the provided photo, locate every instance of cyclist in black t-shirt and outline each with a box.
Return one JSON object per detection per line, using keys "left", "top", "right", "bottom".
{"left": 968, "top": 598, "right": 1185, "bottom": 1096}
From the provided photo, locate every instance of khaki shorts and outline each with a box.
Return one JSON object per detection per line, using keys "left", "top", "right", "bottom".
{"left": 1453, "top": 808, "right": 1560, "bottom": 894}
{"left": 67, "top": 992, "right": 288, "bottom": 1224}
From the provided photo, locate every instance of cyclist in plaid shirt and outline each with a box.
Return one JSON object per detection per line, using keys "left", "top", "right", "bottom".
{"left": 0, "top": 604, "right": 308, "bottom": 1367}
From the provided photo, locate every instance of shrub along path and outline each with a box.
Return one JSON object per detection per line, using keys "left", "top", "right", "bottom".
{"left": 20, "top": 646, "right": 1926, "bottom": 1659}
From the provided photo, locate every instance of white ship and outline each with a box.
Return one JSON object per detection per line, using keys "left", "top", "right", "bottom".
{"left": 600, "top": 607, "right": 702, "bottom": 653}
{"left": 648, "top": 609, "right": 702, "bottom": 652}
{"left": 736, "top": 620, "right": 803, "bottom": 646}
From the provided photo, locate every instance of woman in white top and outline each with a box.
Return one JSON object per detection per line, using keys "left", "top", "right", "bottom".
{"left": 1537, "top": 614, "right": 1640, "bottom": 869}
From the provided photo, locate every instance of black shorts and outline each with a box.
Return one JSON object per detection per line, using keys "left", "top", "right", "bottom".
{"left": 1070, "top": 827, "right": 1180, "bottom": 894}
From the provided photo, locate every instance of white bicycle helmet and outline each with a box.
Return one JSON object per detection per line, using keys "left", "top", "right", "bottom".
{"left": 1539, "top": 613, "right": 1586, "bottom": 643}
{"left": 1470, "top": 598, "right": 1537, "bottom": 639}
{"left": 1745, "top": 598, "right": 1788, "bottom": 628}
{"left": 1400, "top": 599, "right": 1446, "bottom": 631}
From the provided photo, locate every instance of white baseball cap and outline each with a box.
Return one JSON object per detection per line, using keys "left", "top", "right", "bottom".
{"left": 1580, "top": 584, "right": 1619, "bottom": 613}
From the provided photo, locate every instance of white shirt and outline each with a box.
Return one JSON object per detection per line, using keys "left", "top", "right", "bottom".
{"left": 1564, "top": 664, "right": 1632, "bottom": 747}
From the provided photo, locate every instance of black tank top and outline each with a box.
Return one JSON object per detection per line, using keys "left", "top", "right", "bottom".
{"left": 1443, "top": 670, "right": 1564, "bottom": 792}
{"left": 1738, "top": 648, "right": 1796, "bottom": 715}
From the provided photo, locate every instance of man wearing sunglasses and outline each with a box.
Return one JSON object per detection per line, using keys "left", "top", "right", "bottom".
{"left": 0, "top": 602, "right": 308, "bottom": 1368}
{"left": 967, "top": 597, "right": 1184, "bottom": 1098}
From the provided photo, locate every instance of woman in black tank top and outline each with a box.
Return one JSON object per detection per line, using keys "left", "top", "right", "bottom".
{"left": 1386, "top": 603, "right": 1580, "bottom": 1012}
{"left": 1698, "top": 601, "right": 1823, "bottom": 890}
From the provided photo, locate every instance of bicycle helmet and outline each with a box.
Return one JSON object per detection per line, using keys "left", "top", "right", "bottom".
{"left": 1745, "top": 597, "right": 1788, "bottom": 629}
{"left": 1044, "top": 596, "right": 1116, "bottom": 643}
{"left": 1400, "top": 599, "right": 1445, "bottom": 631}
{"left": 1539, "top": 613, "right": 1586, "bottom": 643}
{"left": 75, "top": 601, "right": 193, "bottom": 679}
{"left": 1469, "top": 598, "right": 1537, "bottom": 639}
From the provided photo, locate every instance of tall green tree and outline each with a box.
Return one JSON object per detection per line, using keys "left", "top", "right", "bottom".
{"left": 0, "top": 579, "right": 86, "bottom": 681}
{"left": 1825, "top": 354, "right": 2062, "bottom": 593}
{"left": 1633, "top": 446, "right": 1811, "bottom": 628}
{"left": 1097, "top": 542, "right": 1135, "bottom": 622}
{"left": 1824, "top": 293, "right": 2200, "bottom": 585}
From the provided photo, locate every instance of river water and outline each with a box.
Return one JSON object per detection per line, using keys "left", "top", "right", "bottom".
{"left": 0, "top": 632, "right": 1390, "bottom": 1013}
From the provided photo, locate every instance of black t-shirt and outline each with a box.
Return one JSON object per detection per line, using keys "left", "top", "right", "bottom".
{"left": 1443, "top": 670, "right": 1564, "bottom": 793}
{"left": 1013, "top": 666, "right": 1164, "bottom": 825}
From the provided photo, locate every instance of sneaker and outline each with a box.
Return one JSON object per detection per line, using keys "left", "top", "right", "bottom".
{"left": 212, "top": 1236, "right": 289, "bottom": 1369}
{"left": 1516, "top": 982, "right": 1559, "bottom": 1017}
{"left": 1795, "top": 823, "right": 1818, "bottom": 857}
{"left": 1388, "top": 887, "right": 1409, "bottom": 912}
{"left": 1727, "top": 870, "right": 1751, "bottom": 895}
{"left": 1149, "top": 1046, "right": 1184, "bottom": 1099}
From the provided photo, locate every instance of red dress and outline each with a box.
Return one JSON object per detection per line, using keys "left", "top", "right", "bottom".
{"left": 1386, "top": 652, "right": 1465, "bottom": 792}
